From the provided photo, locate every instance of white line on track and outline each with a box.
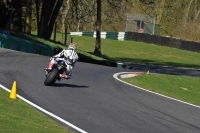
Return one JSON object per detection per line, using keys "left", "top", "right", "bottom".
{"left": 113, "top": 72, "right": 200, "bottom": 109}
{"left": 0, "top": 84, "right": 88, "bottom": 133}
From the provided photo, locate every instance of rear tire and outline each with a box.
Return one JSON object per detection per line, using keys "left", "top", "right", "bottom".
{"left": 44, "top": 68, "right": 59, "bottom": 86}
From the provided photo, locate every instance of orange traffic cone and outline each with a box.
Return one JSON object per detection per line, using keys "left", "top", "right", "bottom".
{"left": 9, "top": 81, "right": 17, "bottom": 99}
{"left": 146, "top": 70, "right": 150, "bottom": 75}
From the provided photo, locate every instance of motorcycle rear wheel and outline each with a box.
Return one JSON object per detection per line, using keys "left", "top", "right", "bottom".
{"left": 44, "top": 68, "right": 59, "bottom": 86}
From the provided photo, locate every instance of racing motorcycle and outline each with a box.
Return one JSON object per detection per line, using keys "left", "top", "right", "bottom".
{"left": 44, "top": 59, "right": 66, "bottom": 86}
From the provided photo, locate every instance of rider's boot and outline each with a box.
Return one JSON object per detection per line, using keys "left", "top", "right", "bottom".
{"left": 59, "top": 74, "right": 70, "bottom": 79}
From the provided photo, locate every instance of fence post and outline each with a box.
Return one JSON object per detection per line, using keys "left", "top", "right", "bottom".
{"left": 71, "top": 37, "right": 73, "bottom": 43}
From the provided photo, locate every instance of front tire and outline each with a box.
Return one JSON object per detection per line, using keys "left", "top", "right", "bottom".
{"left": 44, "top": 68, "right": 59, "bottom": 86}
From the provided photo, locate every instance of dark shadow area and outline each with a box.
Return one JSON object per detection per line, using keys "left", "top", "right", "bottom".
{"left": 77, "top": 51, "right": 117, "bottom": 67}
{"left": 100, "top": 55, "right": 200, "bottom": 69}
{"left": 50, "top": 82, "right": 89, "bottom": 88}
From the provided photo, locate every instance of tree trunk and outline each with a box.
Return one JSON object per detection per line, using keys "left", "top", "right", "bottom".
{"left": 94, "top": 0, "right": 101, "bottom": 56}
{"left": 184, "top": 0, "right": 193, "bottom": 21}
{"left": 12, "top": 0, "right": 23, "bottom": 31}
{"left": 45, "top": 0, "right": 64, "bottom": 39}
{"left": 35, "top": 0, "right": 40, "bottom": 35}
{"left": 194, "top": 9, "right": 200, "bottom": 21}
{"left": 37, "top": 0, "right": 64, "bottom": 39}
{"left": 156, "top": 0, "right": 165, "bottom": 24}
{"left": 77, "top": 19, "right": 80, "bottom": 32}
{"left": 24, "top": 0, "right": 32, "bottom": 33}
{"left": 61, "top": 0, "right": 70, "bottom": 33}
{"left": 194, "top": 0, "right": 200, "bottom": 21}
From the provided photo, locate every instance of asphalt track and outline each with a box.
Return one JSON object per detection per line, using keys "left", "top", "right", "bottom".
{"left": 1, "top": 48, "right": 200, "bottom": 133}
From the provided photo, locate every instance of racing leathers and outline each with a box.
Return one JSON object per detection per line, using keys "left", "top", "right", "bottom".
{"left": 47, "top": 48, "right": 79, "bottom": 79}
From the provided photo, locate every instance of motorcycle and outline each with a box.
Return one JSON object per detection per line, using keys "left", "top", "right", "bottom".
{"left": 44, "top": 59, "right": 66, "bottom": 86}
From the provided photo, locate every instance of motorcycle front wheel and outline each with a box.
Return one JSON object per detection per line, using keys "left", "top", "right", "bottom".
{"left": 44, "top": 68, "right": 59, "bottom": 86}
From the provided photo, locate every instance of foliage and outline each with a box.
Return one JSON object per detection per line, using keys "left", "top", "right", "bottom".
{"left": 138, "top": 0, "right": 200, "bottom": 41}
{"left": 3, "top": 0, "right": 200, "bottom": 42}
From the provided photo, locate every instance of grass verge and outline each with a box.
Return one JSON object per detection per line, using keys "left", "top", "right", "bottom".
{"left": 0, "top": 89, "right": 73, "bottom": 133}
{"left": 121, "top": 73, "right": 200, "bottom": 106}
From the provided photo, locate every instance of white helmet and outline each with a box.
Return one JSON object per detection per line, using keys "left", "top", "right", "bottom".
{"left": 68, "top": 43, "right": 76, "bottom": 50}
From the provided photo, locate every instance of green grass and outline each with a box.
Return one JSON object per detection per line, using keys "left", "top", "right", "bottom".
{"left": 122, "top": 73, "right": 200, "bottom": 106}
{"left": 70, "top": 35, "right": 200, "bottom": 69}
{"left": 0, "top": 89, "right": 73, "bottom": 133}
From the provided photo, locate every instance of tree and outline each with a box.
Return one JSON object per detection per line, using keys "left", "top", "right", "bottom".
{"left": 94, "top": 0, "right": 101, "bottom": 56}
{"left": 9, "top": 0, "right": 200, "bottom": 42}
{"left": 12, "top": 0, "right": 23, "bottom": 31}
{"left": 93, "top": 0, "right": 130, "bottom": 56}
{"left": 36, "top": 0, "right": 64, "bottom": 39}
{"left": 24, "top": 0, "right": 33, "bottom": 33}
{"left": 57, "top": 0, "right": 70, "bottom": 33}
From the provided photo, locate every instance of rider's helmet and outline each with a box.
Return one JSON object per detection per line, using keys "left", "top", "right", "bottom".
{"left": 68, "top": 43, "right": 76, "bottom": 50}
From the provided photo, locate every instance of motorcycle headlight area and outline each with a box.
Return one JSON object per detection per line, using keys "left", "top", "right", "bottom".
{"left": 57, "top": 60, "right": 64, "bottom": 66}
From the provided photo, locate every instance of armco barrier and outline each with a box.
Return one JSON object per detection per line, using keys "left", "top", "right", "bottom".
{"left": 69, "top": 32, "right": 128, "bottom": 41}
{"left": 0, "top": 33, "right": 54, "bottom": 56}
{"left": 127, "top": 32, "right": 200, "bottom": 53}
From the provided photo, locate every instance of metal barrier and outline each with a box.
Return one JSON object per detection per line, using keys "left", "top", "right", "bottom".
{"left": 0, "top": 32, "right": 54, "bottom": 56}
{"left": 68, "top": 32, "right": 128, "bottom": 41}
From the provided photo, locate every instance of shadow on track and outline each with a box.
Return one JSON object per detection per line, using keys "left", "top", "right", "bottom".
{"left": 50, "top": 83, "right": 89, "bottom": 88}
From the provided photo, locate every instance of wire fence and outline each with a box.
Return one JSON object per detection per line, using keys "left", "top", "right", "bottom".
{"left": 125, "top": 14, "right": 160, "bottom": 35}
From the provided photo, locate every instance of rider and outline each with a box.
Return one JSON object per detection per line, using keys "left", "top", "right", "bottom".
{"left": 46, "top": 43, "right": 79, "bottom": 80}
